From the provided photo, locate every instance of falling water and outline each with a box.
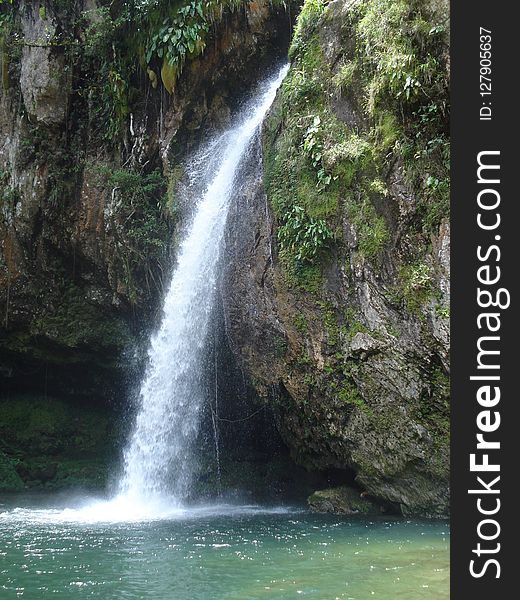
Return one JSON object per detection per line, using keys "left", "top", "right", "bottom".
{"left": 211, "top": 333, "right": 222, "bottom": 497}
{"left": 116, "top": 65, "right": 289, "bottom": 509}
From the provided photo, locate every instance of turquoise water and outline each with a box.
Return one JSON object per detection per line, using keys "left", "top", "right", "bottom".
{"left": 0, "top": 496, "right": 449, "bottom": 599}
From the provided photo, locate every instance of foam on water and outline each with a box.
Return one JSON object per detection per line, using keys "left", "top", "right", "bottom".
{"left": 0, "top": 499, "right": 296, "bottom": 525}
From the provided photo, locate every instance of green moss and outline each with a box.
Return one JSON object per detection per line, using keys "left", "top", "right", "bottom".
{"left": 293, "top": 313, "right": 308, "bottom": 334}
{"left": 317, "top": 301, "right": 340, "bottom": 347}
{"left": 435, "top": 304, "right": 450, "bottom": 319}
{"left": 289, "top": 0, "right": 329, "bottom": 61}
{"left": 273, "top": 334, "right": 288, "bottom": 358}
{"left": 290, "top": 348, "right": 313, "bottom": 373}
{"left": 373, "top": 112, "right": 400, "bottom": 153}
{"left": 346, "top": 196, "right": 390, "bottom": 261}
{"left": 281, "top": 260, "right": 324, "bottom": 294}
{"left": 31, "top": 285, "right": 132, "bottom": 354}
{"left": 322, "top": 368, "right": 373, "bottom": 417}
{"left": 0, "top": 396, "right": 114, "bottom": 457}
{"left": 53, "top": 458, "right": 109, "bottom": 489}
{"left": 264, "top": 32, "right": 352, "bottom": 281}
{"left": 400, "top": 262, "right": 433, "bottom": 314}
{"left": 0, "top": 395, "right": 117, "bottom": 490}
{"left": 332, "top": 60, "right": 356, "bottom": 92}
{"left": 349, "top": 0, "right": 450, "bottom": 231}
{"left": 308, "top": 485, "right": 378, "bottom": 514}
{"left": 431, "top": 367, "right": 450, "bottom": 399}
{"left": 263, "top": 0, "right": 447, "bottom": 277}
{"left": 0, "top": 451, "right": 24, "bottom": 491}
{"left": 343, "top": 311, "right": 369, "bottom": 343}
{"left": 92, "top": 166, "right": 170, "bottom": 303}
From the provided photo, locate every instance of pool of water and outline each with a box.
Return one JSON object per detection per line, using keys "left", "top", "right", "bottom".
{"left": 0, "top": 495, "right": 449, "bottom": 599}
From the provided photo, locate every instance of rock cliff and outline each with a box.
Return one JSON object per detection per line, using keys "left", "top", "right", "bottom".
{"left": 0, "top": 0, "right": 450, "bottom": 515}
{"left": 222, "top": 0, "right": 450, "bottom": 516}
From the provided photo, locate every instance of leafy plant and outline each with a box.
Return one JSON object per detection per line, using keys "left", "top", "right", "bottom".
{"left": 278, "top": 206, "right": 334, "bottom": 262}
{"left": 400, "top": 262, "right": 434, "bottom": 313}
{"left": 302, "top": 115, "right": 337, "bottom": 189}
{"left": 289, "top": 0, "right": 329, "bottom": 59}
{"left": 145, "top": 1, "right": 208, "bottom": 70}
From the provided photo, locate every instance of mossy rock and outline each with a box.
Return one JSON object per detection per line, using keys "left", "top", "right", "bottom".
{"left": 52, "top": 458, "right": 109, "bottom": 489}
{"left": 0, "top": 395, "right": 114, "bottom": 456}
{"left": 0, "top": 452, "right": 24, "bottom": 491}
{"left": 308, "top": 485, "right": 378, "bottom": 515}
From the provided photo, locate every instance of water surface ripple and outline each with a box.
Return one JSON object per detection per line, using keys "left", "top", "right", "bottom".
{"left": 0, "top": 497, "right": 449, "bottom": 599}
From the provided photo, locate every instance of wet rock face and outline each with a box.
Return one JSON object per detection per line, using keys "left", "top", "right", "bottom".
{"left": 222, "top": 0, "right": 450, "bottom": 517}
{"left": 223, "top": 151, "right": 450, "bottom": 516}
{"left": 19, "top": 1, "right": 70, "bottom": 126}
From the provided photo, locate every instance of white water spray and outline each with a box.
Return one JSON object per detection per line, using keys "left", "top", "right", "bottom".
{"left": 115, "top": 65, "right": 288, "bottom": 511}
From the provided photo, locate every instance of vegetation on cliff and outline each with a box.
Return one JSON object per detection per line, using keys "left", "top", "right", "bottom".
{"left": 222, "top": 0, "right": 451, "bottom": 515}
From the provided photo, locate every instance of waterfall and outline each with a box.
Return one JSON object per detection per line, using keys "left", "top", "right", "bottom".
{"left": 117, "top": 65, "right": 289, "bottom": 508}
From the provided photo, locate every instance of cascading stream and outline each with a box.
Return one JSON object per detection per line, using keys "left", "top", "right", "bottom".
{"left": 116, "top": 65, "right": 289, "bottom": 510}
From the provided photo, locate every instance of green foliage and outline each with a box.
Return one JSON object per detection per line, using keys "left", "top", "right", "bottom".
{"left": 343, "top": 309, "right": 369, "bottom": 342}
{"left": 143, "top": 0, "right": 290, "bottom": 90}
{"left": 263, "top": 35, "right": 352, "bottom": 278}
{"left": 104, "top": 168, "right": 168, "bottom": 256}
{"left": 355, "top": 0, "right": 448, "bottom": 113}
{"left": 273, "top": 334, "right": 288, "bottom": 358}
{"left": 283, "top": 261, "right": 324, "bottom": 294}
{"left": 337, "top": 381, "right": 367, "bottom": 410}
{"left": 350, "top": 0, "right": 450, "bottom": 232}
{"left": 79, "top": 7, "right": 132, "bottom": 143}
{"left": 289, "top": 0, "right": 329, "bottom": 60}
{"left": 278, "top": 206, "right": 334, "bottom": 263}
{"left": 293, "top": 313, "right": 308, "bottom": 334}
{"left": 302, "top": 115, "right": 335, "bottom": 189}
{"left": 145, "top": 1, "right": 208, "bottom": 69}
{"left": 400, "top": 262, "right": 433, "bottom": 313}
{"left": 435, "top": 304, "right": 450, "bottom": 319}
{"left": 95, "top": 167, "right": 169, "bottom": 302}
{"left": 332, "top": 60, "right": 356, "bottom": 92}
{"left": 347, "top": 197, "right": 389, "bottom": 260}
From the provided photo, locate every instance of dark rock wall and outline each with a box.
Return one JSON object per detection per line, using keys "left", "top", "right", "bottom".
{"left": 0, "top": 0, "right": 294, "bottom": 399}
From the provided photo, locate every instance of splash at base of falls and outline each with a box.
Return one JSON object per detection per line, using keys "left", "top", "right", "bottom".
{"left": 0, "top": 494, "right": 296, "bottom": 524}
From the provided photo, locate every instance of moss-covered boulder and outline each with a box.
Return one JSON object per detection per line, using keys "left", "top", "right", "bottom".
{"left": 308, "top": 486, "right": 378, "bottom": 515}
{"left": 0, "top": 451, "right": 24, "bottom": 491}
